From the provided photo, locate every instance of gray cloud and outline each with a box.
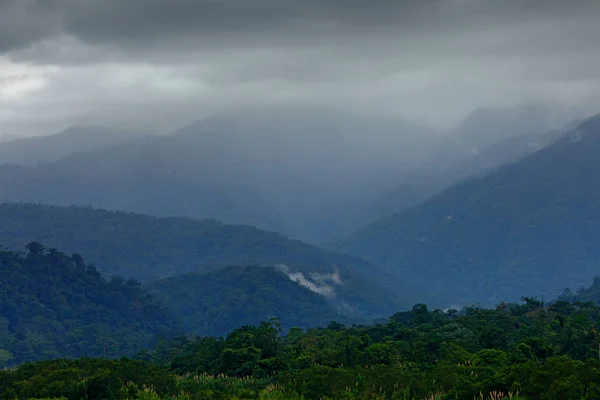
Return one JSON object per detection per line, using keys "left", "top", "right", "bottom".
{"left": 1, "top": 0, "right": 600, "bottom": 136}
{"left": 5, "top": 0, "right": 600, "bottom": 61}
{"left": 0, "top": 0, "right": 62, "bottom": 53}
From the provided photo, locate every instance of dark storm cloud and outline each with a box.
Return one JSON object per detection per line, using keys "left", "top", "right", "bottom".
{"left": 1, "top": 0, "right": 600, "bottom": 136}
{"left": 0, "top": 0, "right": 432, "bottom": 56}
{"left": 2, "top": 0, "right": 599, "bottom": 58}
{"left": 0, "top": 0, "right": 61, "bottom": 53}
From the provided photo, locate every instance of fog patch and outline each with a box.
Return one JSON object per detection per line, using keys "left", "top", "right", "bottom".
{"left": 276, "top": 264, "right": 343, "bottom": 299}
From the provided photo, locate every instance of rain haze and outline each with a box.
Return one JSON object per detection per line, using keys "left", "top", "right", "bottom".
{"left": 0, "top": 0, "right": 600, "bottom": 243}
{"left": 1, "top": 0, "right": 600, "bottom": 136}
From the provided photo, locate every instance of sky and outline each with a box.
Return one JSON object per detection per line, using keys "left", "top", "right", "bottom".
{"left": 1, "top": 0, "right": 600, "bottom": 137}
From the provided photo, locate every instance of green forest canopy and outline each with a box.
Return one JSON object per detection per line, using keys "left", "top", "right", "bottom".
{"left": 2, "top": 294, "right": 600, "bottom": 399}
{"left": 0, "top": 243, "right": 177, "bottom": 366}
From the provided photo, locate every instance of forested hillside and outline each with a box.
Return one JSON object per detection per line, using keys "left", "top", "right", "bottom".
{"left": 2, "top": 293, "right": 600, "bottom": 399}
{"left": 0, "top": 203, "right": 403, "bottom": 316}
{"left": 0, "top": 244, "right": 177, "bottom": 367}
{"left": 559, "top": 276, "right": 600, "bottom": 304}
{"left": 339, "top": 113, "right": 600, "bottom": 308}
{"left": 151, "top": 266, "right": 342, "bottom": 337}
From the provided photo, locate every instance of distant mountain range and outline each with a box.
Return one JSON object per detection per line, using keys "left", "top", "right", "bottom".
{"left": 0, "top": 106, "right": 584, "bottom": 243}
{"left": 449, "top": 103, "right": 584, "bottom": 153}
{"left": 0, "top": 126, "right": 149, "bottom": 166}
{"left": 0, "top": 111, "right": 442, "bottom": 242}
{"left": 338, "top": 112, "right": 600, "bottom": 308}
{"left": 351, "top": 122, "right": 577, "bottom": 230}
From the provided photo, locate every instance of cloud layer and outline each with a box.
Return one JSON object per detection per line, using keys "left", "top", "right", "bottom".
{"left": 1, "top": 0, "right": 600, "bottom": 136}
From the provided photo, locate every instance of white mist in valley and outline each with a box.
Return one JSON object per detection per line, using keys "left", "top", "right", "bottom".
{"left": 276, "top": 264, "right": 343, "bottom": 299}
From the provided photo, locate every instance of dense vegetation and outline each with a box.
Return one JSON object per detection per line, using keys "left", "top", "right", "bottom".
{"left": 559, "top": 276, "right": 600, "bottom": 304}
{"left": 151, "top": 266, "right": 343, "bottom": 337}
{"left": 0, "top": 244, "right": 177, "bottom": 367}
{"left": 0, "top": 203, "right": 402, "bottom": 316}
{"left": 2, "top": 295, "right": 600, "bottom": 399}
{"left": 0, "top": 241, "right": 381, "bottom": 366}
{"left": 339, "top": 113, "right": 600, "bottom": 308}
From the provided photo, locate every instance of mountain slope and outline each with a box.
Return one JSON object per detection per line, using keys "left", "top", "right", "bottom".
{"left": 339, "top": 113, "right": 600, "bottom": 308}
{"left": 0, "top": 203, "right": 403, "bottom": 317}
{"left": 353, "top": 126, "right": 571, "bottom": 229}
{"left": 0, "top": 126, "right": 148, "bottom": 166}
{"left": 449, "top": 103, "right": 584, "bottom": 152}
{"left": 0, "top": 243, "right": 177, "bottom": 366}
{"left": 352, "top": 106, "right": 586, "bottom": 230}
{"left": 0, "top": 111, "right": 437, "bottom": 242}
{"left": 151, "top": 266, "right": 342, "bottom": 337}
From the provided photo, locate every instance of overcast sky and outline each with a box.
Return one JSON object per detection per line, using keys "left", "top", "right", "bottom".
{"left": 1, "top": 0, "right": 600, "bottom": 137}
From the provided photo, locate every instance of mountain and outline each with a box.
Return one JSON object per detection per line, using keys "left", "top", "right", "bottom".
{"left": 151, "top": 265, "right": 342, "bottom": 337}
{"left": 449, "top": 103, "right": 585, "bottom": 152}
{"left": 413, "top": 104, "right": 585, "bottom": 179}
{"left": 0, "top": 133, "right": 21, "bottom": 143}
{"left": 0, "top": 111, "right": 438, "bottom": 242}
{"left": 351, "top": 106, "right": 586, "bottom": 230}
{"left": 352, "top": 125, "right": 572, "bottom": 229}
{"left": 0, "top": 126, "right": 148, "bottom": 166}
{"left": 0, "top": 203, "right": 403, "bottom": 317}
{"left": 0, "top": 243, "right": 177, "bottom": 366}
{"left": 338, "top": 113, "right": 600, "bottom": 308}
{"left": 441, "top": 126, "right": 571, "bottom": 183}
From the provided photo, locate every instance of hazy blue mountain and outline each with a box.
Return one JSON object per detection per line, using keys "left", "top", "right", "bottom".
{"left": 442, "top": 126, "right": 571, "bottom": 182}
{"left": 0, "top": 203, "right": 404, "bottom": 317}
{"left": 415, "top": 104, "right": 585, "bottom": 178}
{"left": 0, "top": 111, "right": 438, "bottom": 242}
{"left": 352, "top": 124, "right": 574, "bottom": 229}
{"left": 338, "top": 113, "right": 600, "bottom": 309}
{"left": 449, "top": 103, "right": 584, "bottom": 152}
{"left": 0, "top": 126, "right": 149, "bottom": 166}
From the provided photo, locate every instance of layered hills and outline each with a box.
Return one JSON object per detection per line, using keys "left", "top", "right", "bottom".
{"left": 0, "top": 202, "right": 402, "bottom": 317}
{"left": 339, "top": 113, "right": 600, "bottom": 308}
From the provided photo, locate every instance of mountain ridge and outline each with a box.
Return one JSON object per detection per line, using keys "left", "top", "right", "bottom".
{"left": 337, "top": 112, "right": 600, "bottom": 308}
{"left": 0, "top": 126, "right": 150, "bottom": 166}
{"left": 0, "top": 202, "right": 404, "bottom": 317}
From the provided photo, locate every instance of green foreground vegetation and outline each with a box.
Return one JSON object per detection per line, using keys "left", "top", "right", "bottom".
{"left": 3, "top": 295, "right": 600, "bottom": 399}
{"left": 0, "top": 244, "right": 178, "bottom": 365}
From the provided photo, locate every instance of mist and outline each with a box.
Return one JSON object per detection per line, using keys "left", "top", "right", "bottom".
{"left": 1, "top": 0, "right": 600, "bottom": 243}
